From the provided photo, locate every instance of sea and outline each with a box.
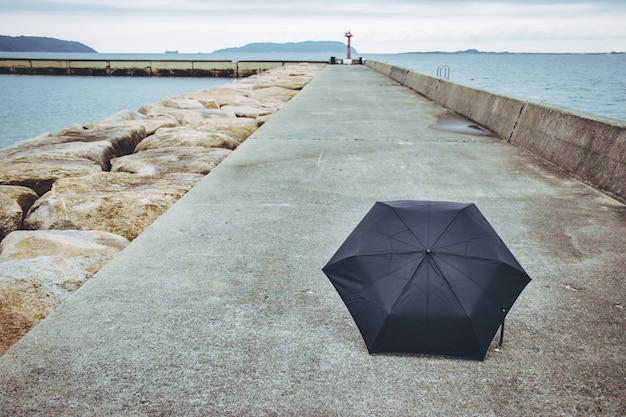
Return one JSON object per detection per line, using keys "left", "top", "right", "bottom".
{"left": 1, "top": 51, "right": 625, "bottom": 149}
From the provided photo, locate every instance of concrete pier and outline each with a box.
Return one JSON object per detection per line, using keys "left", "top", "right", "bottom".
{"left": 1, "top": 65, "right": 625, "bottom": 416}
{"left": 366, "top": 60, "right": 626, "bottom": 204}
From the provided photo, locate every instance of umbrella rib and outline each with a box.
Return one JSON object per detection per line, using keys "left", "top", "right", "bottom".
{"left": 348, "top": 251, "right": 428, "bottom": 302}
{"left": 369, "top": 254, "right": 429, "bottom": 350}
{"left": 436, "top": 250, "right": 524, "bottom": 274}
{"left": 365, "top": 229, "right": 425, "bottom": 253}
{"left": 387, "top": 253, "right": 429, "bottom": 310}
{"left": 438, "top": 252, "right": 530, "bottom": 306}
{"left": 435, "top": 235, "right": 498, "bottom": 256}
{"left": 433, "top": 253, "right": 501, "bottom": 306}
{"left": 427, "top": 255, "right": 484, "bottom": 352}
{"left": 430, "top": 205, "right": 471, "bottom": 249}
{"left": 388, "top": 208, "right": 428, "bottom": 249}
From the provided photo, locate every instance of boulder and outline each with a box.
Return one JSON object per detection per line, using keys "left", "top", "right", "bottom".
{"left": 197, "top": 117, "right": 260, "bottom": 144}
{"left": 24, "top": 172, "right": 203, "bottom": 241}
{"left": 0, "top": 229, "right": 129, "bottom": 354}
{"left": 0, "top": 121, "right": 149, "bottom": 195}
{"left": 197, "top": 85, "right": 257, "bottom": 108}
{"left": 247, "top": 76, "right": 313, "bottom": 91}
{"left": 50, "top": 123, "right": 147, "bottom": 156}
{"left": 0, "top": 139, "right": 117, "bottom": 170}
{"left": 250, "top": 85, "right": 299, "bottom": 105}
{"left": 159, "top": 97, "right": 206, "bottom": 110}
{"left": 135, "top": 126, "right": 241, "bottom": 151}
{"left": 0, "top": 186, "right": 39, "bottom": 240}
{"left": 0, "top": 155, "right": 103, "bottom": 196}
{"left": 159, "top": 96, "right": 220, "bottom": 110}
{"left": 111, "top": 146, "right": 231, "bottom": 175}
{"left": 0, "top": 122, "right": 147, "bottom": 157}
{"left": 218, "top": 104, "right": 273, "bottom": 119}
{"left": 169, "top": 94, "right": 220, "bottom": 110}
{"left": 85, "top": 110, "right": 178, "bottom": 136}
{"left": 138, "top": 103, "right": 233, "bottom": 127}
{"left": 97, "top": 109, "right": 147, "bottom": 122}
{"left": 0, "top": 279, "right": 48, "bottom": 355}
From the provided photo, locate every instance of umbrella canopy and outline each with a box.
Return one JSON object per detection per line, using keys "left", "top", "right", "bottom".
{"left": 322, "top": 200, "right": 531, "bottom": 360}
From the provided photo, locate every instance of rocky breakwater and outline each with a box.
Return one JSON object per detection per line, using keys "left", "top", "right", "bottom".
{"left": 0, "top": 63, "right": 325, "bottom": 354}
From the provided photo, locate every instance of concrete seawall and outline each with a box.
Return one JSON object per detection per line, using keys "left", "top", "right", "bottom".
{"left": 366, "top": 60, "right": 626, "bottom": 203}
{"left": 0, "top": 58, "right": 328, "bottom": 78}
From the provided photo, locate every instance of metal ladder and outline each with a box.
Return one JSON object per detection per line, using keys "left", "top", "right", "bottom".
{"left": 436, "top": 64, "right": 450, "bottom": 80}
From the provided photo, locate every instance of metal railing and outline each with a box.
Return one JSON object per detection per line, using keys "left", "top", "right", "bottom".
{"left": 436, "top": 63, "right": 450, "bottom": 80}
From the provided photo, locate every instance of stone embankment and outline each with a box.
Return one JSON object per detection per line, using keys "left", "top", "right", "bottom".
{"left": 0, "top": 63, "right": 325, "bottom": 354}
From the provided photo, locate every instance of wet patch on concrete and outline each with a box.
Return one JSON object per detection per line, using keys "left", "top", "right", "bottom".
{"left": 430, "top": 111, "right": 496, "bottom": 137}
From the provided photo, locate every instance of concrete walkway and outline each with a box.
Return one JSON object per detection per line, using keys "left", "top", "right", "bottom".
{"left": 1, "top": 65, "right": 625, "bottom": 416}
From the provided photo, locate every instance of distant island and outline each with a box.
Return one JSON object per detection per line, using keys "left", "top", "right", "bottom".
{"left": 401, "top": 49, "right": 507, "bottom": 55}
{"left": 401, "top": 48, "right": 624, "bottom": 55}
{"left": 0, "top": 35, "right": 97, "bottom": 52}
{"left": 213, "top": 41, "right": 357, "bottom": 55}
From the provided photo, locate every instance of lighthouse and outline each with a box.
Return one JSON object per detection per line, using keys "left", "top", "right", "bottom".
{"left": 344, "top": 31, "right": 353, "bottom": 61}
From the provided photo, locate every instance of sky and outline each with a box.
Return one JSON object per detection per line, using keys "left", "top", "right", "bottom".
{"left": 1, "top": 0, "right": 625, "bottom": 54}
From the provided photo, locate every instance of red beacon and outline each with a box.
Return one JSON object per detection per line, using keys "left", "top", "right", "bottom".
{"left": 344, "top": 31, "right": 353, "bottom": 61}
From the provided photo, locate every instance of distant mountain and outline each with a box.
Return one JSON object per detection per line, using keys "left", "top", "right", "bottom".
{"left": 402, "top": 49, "right": 625, "bottom": 55}
{"left": 213, "top": 41, "right": 357, "bottom": 55}
{"left": 401, "top": 49, "right": 510, "bottom": 55}
{"left": 0, "top": 35, "right": 97, "bottom": 52}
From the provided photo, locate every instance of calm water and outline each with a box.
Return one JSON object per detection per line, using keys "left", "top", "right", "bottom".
{"left": 1, "top": 52, "right": 624, "bottom": 149}
{"left": 0, "top": 74, "right": 231, "bottom": 148}
{"left": 366, "top": 53, "right": 626, "bottom": 122}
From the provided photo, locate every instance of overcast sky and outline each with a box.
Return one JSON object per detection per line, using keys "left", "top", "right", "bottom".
{"left": 1, "top": 0, "right": 625, "bottom": 54}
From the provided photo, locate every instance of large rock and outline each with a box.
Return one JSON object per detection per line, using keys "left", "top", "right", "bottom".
{"left": 246, "top": 75, "right": 313, "bottom": 91}
{"left": 0, "top": 278, "right": 48, "bottom": 355}
{"left": 218, "top": 104, "right": 274, "bottom": 119}
{"left": 111, "top": 146, "right": 231, "bottom": 175}
{"left": 0, "top": 121, "right": 149, "bottom": 195}
{"left": 0, "top": 155, "right": 103, "bottom": 196}
{"left": 138, "top": 103, "right": 232, "bottom": 127}
{"left": 1, "top": 139, "right": 117, "bottom": 170}
{"left": 0, "top": 122, "right": 147, "bottom": 157}
{"left": 52, "top": 123, "right": 147, "bottom": 156}
{"left": 85, "top": 110, "right": 178, "bottom": 136}
{"left": 249, "top": 85, "right": 299, "bottom": 106}
{"left": 135, "top": 126, "right": 241, "bottom": 151}
{"left": 96, "top": 109, "right": 148, "bottom": 122}
{"left": 0, "top": 230, "right": 129, "bottom": 354}
{"left": 24, "top": 172, "right": 203, "bottom": 241}
{"left": 196, "top": 85, "right": 258, "bottom": 108}
{"left": 0, "top": 186, "right": 39, "bottom": 240}
{"left": 159, "top": 96, "right": 220, "bottom": 110}
{"left": 197, "top": 117, "right": 260, "bottom": 144}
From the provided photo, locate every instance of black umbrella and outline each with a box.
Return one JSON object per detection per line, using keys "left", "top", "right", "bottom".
{"left": 322, "top": 200, "right": 531, "bottom": 360}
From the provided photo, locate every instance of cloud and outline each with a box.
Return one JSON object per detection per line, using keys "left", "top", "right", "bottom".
{"left": 1, "top": 0, "right": 625, "bottom": 53}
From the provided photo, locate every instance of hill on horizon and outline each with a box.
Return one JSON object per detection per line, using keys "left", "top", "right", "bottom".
{"left": 213, "top": 41, "right": 357, "bottom": 55}
{"left": 0, "top": 35, "right": 96, "bottom": 52}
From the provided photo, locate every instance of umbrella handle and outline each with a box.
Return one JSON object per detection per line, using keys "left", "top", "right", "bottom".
{"left": 498, "top": 306, "right": 507, "bottom": 346}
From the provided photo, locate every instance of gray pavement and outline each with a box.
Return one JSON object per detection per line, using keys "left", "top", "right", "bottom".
{"left": 1, "top": 65, "right": 625, "bottom": 416}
